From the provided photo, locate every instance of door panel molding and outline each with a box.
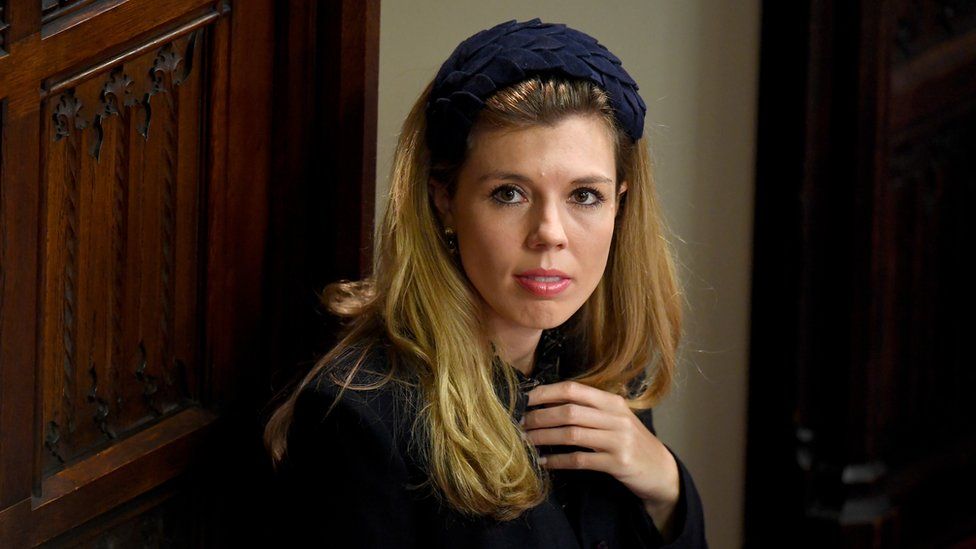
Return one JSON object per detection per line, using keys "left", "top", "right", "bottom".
{"left": 0, "top": 407, "right": 215, "bottom": 546}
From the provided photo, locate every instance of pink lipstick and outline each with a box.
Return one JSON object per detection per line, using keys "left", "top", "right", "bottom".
{"left": 514, "top": 269, "right": 572, "bottom": 297}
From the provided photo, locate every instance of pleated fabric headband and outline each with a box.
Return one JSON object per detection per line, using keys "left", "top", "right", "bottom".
{"left": 425, "top": 18, "right": 647, "bottom": 160}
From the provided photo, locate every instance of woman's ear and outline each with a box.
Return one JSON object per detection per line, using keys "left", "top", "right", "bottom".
{"left": 429, "top": 178, "right": 455, "bottom": 227}
{"left": 616, "top": 182, "right": 629, "bottom": 216}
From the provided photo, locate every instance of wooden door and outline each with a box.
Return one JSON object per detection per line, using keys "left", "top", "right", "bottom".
{"left": 0, "top": 0, "right": 273, "bottom": 544}
{"left": 747, "top": 0, "right": 976, "bottom": 547}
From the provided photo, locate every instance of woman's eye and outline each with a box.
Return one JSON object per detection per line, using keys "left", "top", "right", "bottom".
{"left": 490, "top": 185, "right": 524, "bottom": 205}
{"left": 572, "top": 188, "right": 606, "bottom": 207}
{"left": 489, "top": 185, "right": 606, "bottom": 208}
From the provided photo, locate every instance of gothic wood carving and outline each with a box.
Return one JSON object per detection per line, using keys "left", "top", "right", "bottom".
{"left": 0, "top": 1, "right": 271, "bottom": 545}
{"left": 39, "top": 28, "right": 205, "bottom": 477}
{"left": 0, "top": 0, "right": 376, "bottom": 544}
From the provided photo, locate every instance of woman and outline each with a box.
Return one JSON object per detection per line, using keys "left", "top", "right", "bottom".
{"left": 264, "top": 18, "right": 707, "bottom": 548}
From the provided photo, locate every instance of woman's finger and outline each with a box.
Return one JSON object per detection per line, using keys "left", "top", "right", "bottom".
{"left": 525, "top": 425, "right": 619, "bottom": 452}
{"left": 539, "top": 450, "right": 615, "bottom": 472}
{"left": 522, "top": 402, "right": 624, "bottom": 432}
{"left": 526, "top": 380, "right": 628, "bottom": 413}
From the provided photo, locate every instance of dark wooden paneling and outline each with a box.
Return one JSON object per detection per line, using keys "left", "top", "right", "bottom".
{"left": 261, "top": 0, "right": 379, "bottom": 398}
{"left": 744, "top": 1, "right": 810, "bottom": 543}
{"left": 1, "top": 0, "right": 225, "bottom": 524}
{"left": 41, "top": 0, "right": 100, "bottom": 26}
{"left": 0, "top": 0, "right": 279, "bottom": 545}
{"left": 892, "top": 0, "right": 976, "bottom": 63}
{"left": 0, "top": 0, "right": 378, "bottom": 544}
{"left": 40, "top": 476, "right": 202, "bottom": 548}
{"left": 38, "top": 27, "right": 206, "bottom": 477}
{"left": 5, "top": 1, "right": 40, "bottom": 46}
{"left": 747, "top": 0, "right": 976, "bottom": 547}
{"left": 0, "top": 1, "right": 8, "bottom": 53}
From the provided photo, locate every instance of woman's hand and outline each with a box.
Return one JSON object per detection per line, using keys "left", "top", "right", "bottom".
{"left": 523, "top": 380, "right": 681, "bottom": 539}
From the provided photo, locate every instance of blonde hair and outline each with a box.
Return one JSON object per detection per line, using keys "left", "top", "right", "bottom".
{"left": 263, "top": 76, "right": 683, "bottom": 521}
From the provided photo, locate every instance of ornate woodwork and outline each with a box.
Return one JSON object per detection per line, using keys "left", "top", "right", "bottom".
{"left": 0, "top": 0, "right": 379, "bottom": 545}
{"left": 0, "top": 0, "right": 267, "bottom": 545}
{"left": 38, "top": 29, "right": 205, "bottom": 476}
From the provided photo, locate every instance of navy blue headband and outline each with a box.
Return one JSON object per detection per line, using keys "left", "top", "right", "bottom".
{"left": 425, "top": 18, "right": 646, "bottom": 160}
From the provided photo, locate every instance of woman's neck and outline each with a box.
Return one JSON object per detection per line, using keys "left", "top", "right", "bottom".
{"left": 488, "top": 321, "right": 543, "bottom": 377}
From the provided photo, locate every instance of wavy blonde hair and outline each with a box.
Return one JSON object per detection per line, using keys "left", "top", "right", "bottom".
{"left": 263, "top": 76, "right": 683, "bottom": 521}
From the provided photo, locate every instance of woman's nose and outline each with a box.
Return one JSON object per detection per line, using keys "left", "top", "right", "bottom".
{"left": 526, "top": 200, "right": 568, "bottom": 250}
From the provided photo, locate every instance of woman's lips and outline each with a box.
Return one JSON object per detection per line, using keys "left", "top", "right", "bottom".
{"left": 514, "top": 275, "right": 572, "bottom": 297}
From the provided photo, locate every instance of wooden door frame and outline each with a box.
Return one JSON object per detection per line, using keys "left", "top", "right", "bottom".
{"left": 746, "top": 1, "right": 892, "bottom": 544}
{"left": 260, "top": 0, "right": 379, "bottom": 411}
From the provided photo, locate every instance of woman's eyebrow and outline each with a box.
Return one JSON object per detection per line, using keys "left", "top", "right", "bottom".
{"left": 570, "top": 175, "right": 614, "bottom": 186}
{"left": 477, "top": 171, "right": 614, "bottom": 186}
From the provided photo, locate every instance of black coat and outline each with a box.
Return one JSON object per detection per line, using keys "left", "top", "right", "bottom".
{"left": 274, "top": 329, "right": 707, "bottom": 548}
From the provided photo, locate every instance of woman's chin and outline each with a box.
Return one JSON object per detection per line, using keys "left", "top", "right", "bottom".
{"left": 509, "top": 306, "right": 580, "bottom": 331}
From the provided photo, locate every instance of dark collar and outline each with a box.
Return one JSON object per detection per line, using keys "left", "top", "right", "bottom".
{"left": 494, "top": 327, "right": 568, "bottom": 423}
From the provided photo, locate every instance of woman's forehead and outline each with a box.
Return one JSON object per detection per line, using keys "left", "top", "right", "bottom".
{"left": 462, "top": 116, "right": 616, "bottom": 183}
{"left": 472, "top": 170, "right": 614, "bottom": 189}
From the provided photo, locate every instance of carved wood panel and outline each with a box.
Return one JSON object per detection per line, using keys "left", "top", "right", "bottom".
{"left": 0, "top": 0, "right": 377, "bottom": 544}
{"left": 38, "top": 29, "right": 205, "bottom": 477}
{"left": 0, "top": 0, "right": 277, "bottom": 545}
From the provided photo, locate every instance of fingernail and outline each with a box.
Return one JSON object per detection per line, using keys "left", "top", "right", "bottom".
{"left": 519, "top": 416, "right": 525, "bottom": 426}
{"left": 539, "top": 456, "right": 548, "bottom": 465}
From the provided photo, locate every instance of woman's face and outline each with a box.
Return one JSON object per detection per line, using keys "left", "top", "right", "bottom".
{"left": 432, "top": 114, "right": 626, "bottom": 335}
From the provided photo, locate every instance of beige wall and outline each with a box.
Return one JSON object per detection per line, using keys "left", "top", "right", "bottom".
{"left": 376, "top": 3, "right": 759, "bottom": 547}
